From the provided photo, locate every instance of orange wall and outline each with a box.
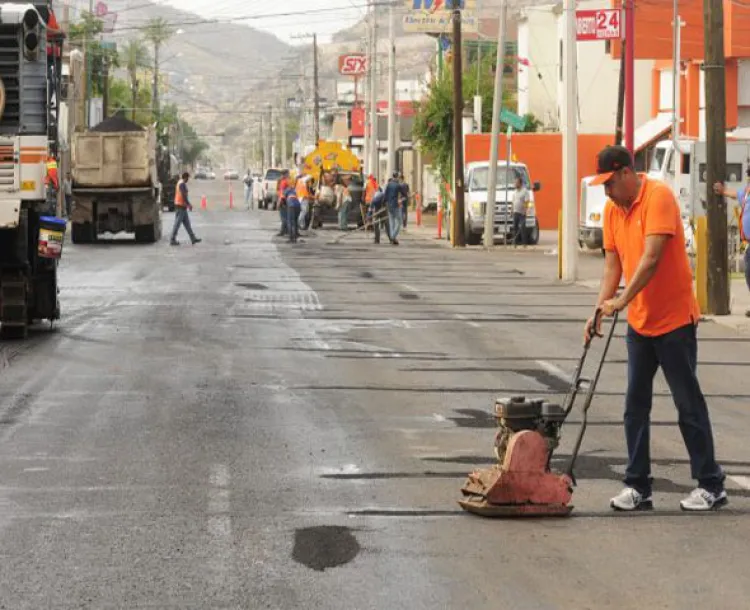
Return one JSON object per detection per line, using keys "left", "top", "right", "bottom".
{"left": 465, "top": 134, "right": 613, "bottom": 230}
{"left": 609, "top": 1, "right": 750, "bottom": 61}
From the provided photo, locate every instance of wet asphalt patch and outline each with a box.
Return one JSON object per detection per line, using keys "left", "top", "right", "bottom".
{"left": 398, "top": 292, "right": 419, "bottom": 300}
{"left": 292, "top": 526, "right": 361, "bottom": 572}
{"left": 234, "top": 282, "right": 268, "bottom": 290}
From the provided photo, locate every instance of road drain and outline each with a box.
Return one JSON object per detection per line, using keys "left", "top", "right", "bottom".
{"left": 292, "top": 526, "right": 360, "bottom": 572}
{"left": 235, "top": 282, "right": 268, "bottom": 290}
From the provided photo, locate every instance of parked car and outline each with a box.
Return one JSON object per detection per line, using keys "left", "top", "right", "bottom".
{"left": 207, "top": 170, "right": 216, "bottom": 180}
{"left": 224, "top": 169, "right": 239, "bottom": 180}
{"left": 194, "top": 169, "right": 207, "bottom": 180}
{"left": 261, "top": 168, "right": 286, "bottom": 210}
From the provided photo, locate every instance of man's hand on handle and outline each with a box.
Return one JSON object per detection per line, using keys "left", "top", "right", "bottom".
{"left": 584, "top": 298, "right": 624, "bottom": 344}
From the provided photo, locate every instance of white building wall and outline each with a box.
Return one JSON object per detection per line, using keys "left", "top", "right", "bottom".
{"left": 518, "top": 1, "right": 653, "bottom": 134}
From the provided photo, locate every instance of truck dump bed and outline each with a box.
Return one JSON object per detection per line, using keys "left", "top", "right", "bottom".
{"left": 72, "top": 128, "right": 156, "bottom": 189}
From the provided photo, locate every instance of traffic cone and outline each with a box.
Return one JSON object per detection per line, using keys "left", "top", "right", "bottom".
{"left": 229, "top": 186, "right": 234, "bottom": 209}
{"left": 200, "top": 195, "right": 207, "bottom": 210}
{"left": 416, "top": 194, "right": 422, "bottom": 227}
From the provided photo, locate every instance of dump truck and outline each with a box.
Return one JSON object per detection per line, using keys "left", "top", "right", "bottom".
{"left": 70, "top": 116, "right": 162, "bottom": 243}
{"left": 0, "top": 2, "right": 65, "bottom": 339}
{"left": 301, "top": 141, "right": 363, "bottom": 227}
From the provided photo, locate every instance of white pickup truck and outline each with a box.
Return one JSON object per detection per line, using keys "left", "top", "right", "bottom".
{"left": 463, "top": 161, "right": 541, "bottom": 245}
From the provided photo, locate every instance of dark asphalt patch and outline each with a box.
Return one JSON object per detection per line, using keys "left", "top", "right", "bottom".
{"left": 321, "top": 471, "right": 468, "bottom": 480}
{"left": 346, "top": 509, "right": 462, "bottom": 517}
{"left": 235, "top": 282, "right": 268, "bottom": 290}
{"left": 292, "top": 526, "right": 360, "bottom": 572}
{"left": 398, "top": 292, "right": 419, "bottom": 300}
{"left": 360, "top": 271, "right": 374, "bottom": 279}
{"left": 448, "top": 408, "right": 496, "bottom": 428}
{"left": 513, "top": 368, "right": 570, "bottom": 392}
{"left": 0, "top": 392, "right": 34, "bottom": 426}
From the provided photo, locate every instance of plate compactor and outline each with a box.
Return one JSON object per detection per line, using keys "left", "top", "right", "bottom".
{"left": 459, "top": 312, "right": 617, "bottom": 517}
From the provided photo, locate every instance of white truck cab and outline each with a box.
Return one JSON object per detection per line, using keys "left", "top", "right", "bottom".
{"left": 578, "top": 176, "right": 608, "bottom": 251}
{"left": 464, "top": 161, "right": 541, "bottom": 245}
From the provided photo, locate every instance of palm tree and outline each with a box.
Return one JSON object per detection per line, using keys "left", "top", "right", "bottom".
{"left": 142, "top": 17, "right": 174, "bottom": 120}
{"left": 120, "top": 39, "right": 151, "bottom": 122}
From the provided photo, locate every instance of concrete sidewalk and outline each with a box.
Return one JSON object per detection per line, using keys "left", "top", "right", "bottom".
{"left": 404, "top": 213, "right": 750, "bottom": 333}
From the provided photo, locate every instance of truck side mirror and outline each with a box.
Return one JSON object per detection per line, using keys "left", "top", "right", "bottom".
{"left": 533, "top": 181, "right": 542, "bottom": 192}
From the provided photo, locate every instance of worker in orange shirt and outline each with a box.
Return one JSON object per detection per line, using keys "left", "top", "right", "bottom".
{"left": 362, "top": 174, "right": 378, "bottom": 228}
{"left": 276, "top": 171, "right": 290, "bottom": 237}
{"left": 585, "top": 145, "right": 725, "bottom": 513}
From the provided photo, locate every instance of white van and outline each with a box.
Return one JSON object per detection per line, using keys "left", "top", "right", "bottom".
{"left": 464, "top": 161, "right": 541, "bottom": 245}
{"left": 578, "top": 176, "right": 608, "bottom": 251}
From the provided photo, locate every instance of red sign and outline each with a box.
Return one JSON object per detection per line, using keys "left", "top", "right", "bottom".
{"left": 339, "top": 54, "right": 368, "bottom": 76}
{"left": 576, "top": 9, "right": 621, "bottom": 42}
{"left": 95, "top": 1, "right": 108, "bottom": 17}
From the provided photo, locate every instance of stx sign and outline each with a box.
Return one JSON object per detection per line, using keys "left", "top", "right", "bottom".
{"left": 575, "top": 9, "right": 622, "bottom": 42}
{"left": 339, "top": 54, "right": 368, "bottom": 76}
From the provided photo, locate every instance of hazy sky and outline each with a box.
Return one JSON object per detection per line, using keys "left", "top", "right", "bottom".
{"left": 158, "top": 0, "right": 367, "bottom": 44}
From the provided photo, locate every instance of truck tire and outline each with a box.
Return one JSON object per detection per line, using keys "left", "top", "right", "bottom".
{"left": 71, "top": 222, "right": 95, "bottom": 244}
{"left": 134, "top": 224, "right": 158, "bottom": 244}
{"left": 526, "top": 219, "right": 540, "bottom": 245}
{"left": 466, "top": 224, "right": 482, "bottom": 246}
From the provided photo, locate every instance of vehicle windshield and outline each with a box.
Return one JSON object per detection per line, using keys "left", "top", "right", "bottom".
{"left": 265, "top": 169, "right": 283, "bottom": 181}
{"left": 469, "top": 166, "right": 530, "bottom": 191}
{"left": 649, "top": 147, "right": 667, "bottom": 172}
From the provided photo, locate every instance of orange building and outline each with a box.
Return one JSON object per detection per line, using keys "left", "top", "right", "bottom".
{"left": 610, "top": 0, "right": 750, "bottom": 139}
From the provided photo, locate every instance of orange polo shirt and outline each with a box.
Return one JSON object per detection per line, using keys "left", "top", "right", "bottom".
{"left": 603, "top": 175, "right": 699, "bottom": 337}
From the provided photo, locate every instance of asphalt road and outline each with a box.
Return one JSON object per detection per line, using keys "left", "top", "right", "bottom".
{"left": 1, "top": 180, "right": 750, "bottom": 609}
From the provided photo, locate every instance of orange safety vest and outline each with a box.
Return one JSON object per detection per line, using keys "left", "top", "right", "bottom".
{"left": 45, "top": 157, "right": 59, "bottom": 189}
{"left": 174, "top": 180, "right": 186, "bottom": 207}
{"left": 365, "top": 178, "right": 377, "bottom": 204}
{"left": 296, "top": 179, "right": 309, "bottom": 200}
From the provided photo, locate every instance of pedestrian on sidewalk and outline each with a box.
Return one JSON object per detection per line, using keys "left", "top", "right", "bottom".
{"left": 585, "top": 145, "right": 726, "bottom": 513}
{"left": 384, "top": 172, "right": 403, "bottom": 245}
{"left": 170, "top": 172, "right": 202, "bottom": 246}
{"left": 243, "top": 170, "right": 254, "bottom": 210}
{"left": 511, "top": 173, "right": 530, "bottom": 246}
{"left": 714, "top": 169, "right": 750, "bottom": 317}
{"left": 399, "top": 173, "right": 410, "bottom": 229}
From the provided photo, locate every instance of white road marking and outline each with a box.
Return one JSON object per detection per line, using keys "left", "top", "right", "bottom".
{"left": 401, "top": 284, "right": 420, "bottom": 293}
{"left": 535, "top": 360, "right": 572, "bottom": 384}
{"left": 432, "top": 413, "right": 448, "bottom": 423}
{"left": 729, "top": 475, "right": 750, "bottom": 490}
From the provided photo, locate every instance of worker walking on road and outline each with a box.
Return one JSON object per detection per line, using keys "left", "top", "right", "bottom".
{"left": 399, "top": 173, "right": 410, "bottom": 229}
{"left": 285, "top": 182, "right": 301, "bottom": 243}
{"left": 384, "top": 172, "right": 403, "bottom": 245}
{"left": 714, "top": 168, "right": 750, "bottom": 317}
{"left": 170, "top": 172, "right": 202, "bottom": 246}
{"left": 511, "top": 174, "right": 530, "bottom": 246}
{"left": 276, "top": 172, "right": 290, "bottom": 237}
{"left": 363, "top": 174, "right": 378, "bottom": 228}
{"left": 243, "top": 170, "right": 254, "bottom": 210}
{"left": 585, "top": 145, "right": 725, "bottom": 512}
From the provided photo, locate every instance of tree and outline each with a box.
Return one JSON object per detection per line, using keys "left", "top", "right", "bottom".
{"left": 108, "top": 77, "right": 152, "bottom": 125}
{"left": 120, "top": 39, "right": 151, "bottom": 122}
{"left": 413, "top": 55, "right": 539, "bottom": 187}
{"left": 68, "top": 12, "right": 119, "bottom": 97}
{"left": 142, "top": 17, "right": 174, "bottom": 120}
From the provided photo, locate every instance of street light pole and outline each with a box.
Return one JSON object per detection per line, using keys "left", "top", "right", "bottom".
{"left": 483, "top": 0, "right": 508, "bottom": 248}
{"left": 313, "top": 33, "right": 320, "bottom": 145}
{"left": 451, "top": 6, "right": 466, "bottom": 247}
{"left": 561, "top": 0, "right": 578, "bottom": 281}
{"left": 386, "top": 1, "right": 397, "bottom": 178}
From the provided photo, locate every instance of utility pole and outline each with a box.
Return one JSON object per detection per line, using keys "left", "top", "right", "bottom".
{"left": 281, "top": 104, "right": 288, "bottom": 168}
{"left": 561, "top": 0, "right": 578, "bottom": 280}
{"left": 265, "top": 103, "right": 272, "bottom": 171}
{"left": 364, "top": 16, "right": 372, "bottom": 175}
{"left": 451, "top": 6, "right": 466, "bottom": 247}
{"left": 483, "top": 0, "right": 508, "bottom": 248}
{"left": 152, "top": 43, "right": 160, "bottom": 122}
{"left": 260, "top": 115, "right": 265, "bottom": 170}
{"left": 369, "top": 8, "right": 379, "bottom": 181}
{"left": 625, "top": 0, "right": 635, "bottom": 151}
{"left": 313, "top": 34, "right": 320, "bottom": 145}
{"left": 704, "top": 0, "right": 729, "bottom": 314}
{"left": 102, "top": 57, "right": 109, "bottom": 120}
{"left": 671, "top": 2, "right": 683, "bottom": 190}
{"left": 84, "top": 0, "right": 94, "bottom": 128}
{"left": 615, "top": 40, "right": 625, "bottom": 145}
{"left": 386, "top": 1, "right": 397, "bottom": 178}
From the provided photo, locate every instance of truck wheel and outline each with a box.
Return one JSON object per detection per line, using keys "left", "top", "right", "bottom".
{"left": 526, "top": 219, "right": 540, "bottom": 245}
{"left": 465, "top": 224, "right": 482, "bottom": 246}
{"left": 0, "top": 324, "right": 27, "bottom": 340}
{"left": 71, "top": 222, "right": 94, "bottom": 244}
{"left": 134, "top": 224, "right": 158, "bottom": 244}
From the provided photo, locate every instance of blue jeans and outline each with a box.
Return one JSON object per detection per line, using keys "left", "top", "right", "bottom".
{"left": 171, "top": 206, "right": 196, "bottom": 243}
{"left": 624, "top": 324, "right": 724, "bottom": 496}
{"left": 278, "top": 204, "right": 287, "bottom": 234}
{"left": 287, "top": 205, "right": 300, "bottom": 242}
{"left": 388, "top": 205, "right": 402, "bottom": 241}
{"left": 338, "top": 200, "right": 350, "bottom": 230}
{"left": 744, "top": 248, "right": 750, "bottom": 292}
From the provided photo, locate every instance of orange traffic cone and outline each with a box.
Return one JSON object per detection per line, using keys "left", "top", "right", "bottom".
{"left": 229, "top": 185, "right": 234, "bottom": 209}
{"left": 200, "top": 195, "right": 207, "bottom": 210}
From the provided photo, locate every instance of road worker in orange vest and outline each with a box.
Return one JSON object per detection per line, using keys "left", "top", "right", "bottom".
{"left": 170, "top": 172, "right": 202, "bottom": 246}
{"left": 363, "top": 174, "right": 378, "bottom": 228}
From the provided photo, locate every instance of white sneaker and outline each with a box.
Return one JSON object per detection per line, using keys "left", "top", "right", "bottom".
{"left": 610, "top": 487, "right": 653, "bottom": 511}
{"left": 679, "top": 488, "right": 728, "bottom": 512}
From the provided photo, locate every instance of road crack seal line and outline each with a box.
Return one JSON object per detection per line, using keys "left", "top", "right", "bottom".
{"left": 291, "top": 526, "right": 360, "bottom": 572}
